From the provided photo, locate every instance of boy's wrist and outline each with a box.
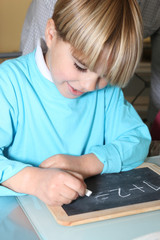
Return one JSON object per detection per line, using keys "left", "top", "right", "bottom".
{"left": 40, "top": 153, "right": 103, "bottom": 179}
{"left": 80, "top": 153, "right": 103, "bottom": 178}
{"left": 2, "top": 166, "right": 38, "bottom": 195}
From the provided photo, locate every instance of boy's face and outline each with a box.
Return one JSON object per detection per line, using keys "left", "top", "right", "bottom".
{"left": 45, "top": 19, "right": 108, "bottom": 99}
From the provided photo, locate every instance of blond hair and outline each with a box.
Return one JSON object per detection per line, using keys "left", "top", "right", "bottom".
{"left": 52, "top": 0, "right": 143, "bottom": 87}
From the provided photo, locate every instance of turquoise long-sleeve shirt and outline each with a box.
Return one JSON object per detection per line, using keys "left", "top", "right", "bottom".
{"left": 0, "top": 50, "right": 151, "bottom": 196}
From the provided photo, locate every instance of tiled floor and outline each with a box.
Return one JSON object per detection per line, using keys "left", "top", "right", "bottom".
{"left": 123, "top": 41, "right": 152, "bottom": 122}
{"left": 123, "top": 61, "right": 151, "bottom": 121}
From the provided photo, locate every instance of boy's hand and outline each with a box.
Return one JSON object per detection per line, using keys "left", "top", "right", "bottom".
{"left": 2, "top": 167, "right": 86, "bottom": 206}
{"left": 40, "top": 153, "right": 103, "bottom": 179}
{"left": 32, "top": 168, "right": 86, "bottom": 206}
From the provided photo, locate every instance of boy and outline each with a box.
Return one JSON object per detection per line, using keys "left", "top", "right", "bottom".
{"left": 0, "top": 0, "right": 151, "bottom": 206}
{"left": 21, "top": 0, "right": 160, "bottom": 125}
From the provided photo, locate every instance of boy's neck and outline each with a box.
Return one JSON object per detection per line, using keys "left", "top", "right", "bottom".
{"left": 35, "top": 38, "right": 53, "bottom": 82}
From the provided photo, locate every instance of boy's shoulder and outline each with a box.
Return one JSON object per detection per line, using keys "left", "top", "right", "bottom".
{"left": 0, "top": 51, "right": 36, "bottom": 91}
{"left": 103, "top": 84, "right": 121, "bottom": 97}
{"left": 0, "top": 51, "right": 35, "bottom": 72}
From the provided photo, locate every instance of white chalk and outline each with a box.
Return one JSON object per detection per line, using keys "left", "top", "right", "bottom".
{"left": 85, "top": 189, "right": 92, "bottom": 197}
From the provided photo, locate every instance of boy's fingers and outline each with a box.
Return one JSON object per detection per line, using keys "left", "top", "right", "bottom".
{"left": 64, "top": 173, "right": 86, "bottom": 197}
{"left": 60, "top": 187, "right": 79, "bottom": 201}
{"left": 67, "top": 170, "right": 84, "bottom": 181}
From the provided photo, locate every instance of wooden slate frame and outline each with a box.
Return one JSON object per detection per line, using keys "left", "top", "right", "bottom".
{"left": 48, "top": 163, "right": 160, "bottom": 226}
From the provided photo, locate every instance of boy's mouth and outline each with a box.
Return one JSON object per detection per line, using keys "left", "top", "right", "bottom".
{"left": 66, "top": 82, "right": 84, "bottom": 96}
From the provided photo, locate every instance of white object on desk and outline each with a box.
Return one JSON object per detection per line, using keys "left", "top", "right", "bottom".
{"left": 133, "top": 231, "right": 160, "bottom": 240}
{"left": 85, "top": 189, "right": 92, "bottom": 197}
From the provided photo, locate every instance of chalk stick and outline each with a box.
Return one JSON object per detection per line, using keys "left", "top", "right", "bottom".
{"left": 85, "top": 189, "right": 92, "bottom": 197}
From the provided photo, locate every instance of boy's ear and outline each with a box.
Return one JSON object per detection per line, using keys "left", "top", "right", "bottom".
{"left": 45, "top": 19, "right": 57, "bottom": 48}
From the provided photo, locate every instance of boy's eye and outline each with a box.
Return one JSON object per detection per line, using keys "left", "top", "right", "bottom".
{"left": 74, "top": 63, "right": 87, "bottom": 73}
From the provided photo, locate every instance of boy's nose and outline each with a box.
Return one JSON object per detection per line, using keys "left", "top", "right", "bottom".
{"left": 80, "top": 75, "right": 99, "bottom": 92}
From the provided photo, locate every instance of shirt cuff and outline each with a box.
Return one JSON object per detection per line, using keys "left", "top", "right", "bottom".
{"left": 89, "top": 144, "right": 121, "bottom": 174}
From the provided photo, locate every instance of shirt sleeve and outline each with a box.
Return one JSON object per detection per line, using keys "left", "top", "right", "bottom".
{"left": 0, "top": 67, "right": 32, "bottom": 196}
{"left": 90, "top": 87, "right": 151, "bottom": 174}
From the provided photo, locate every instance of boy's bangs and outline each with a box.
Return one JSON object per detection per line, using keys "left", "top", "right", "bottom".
{"left": 53, "top": 0, "right": 143, "bottom": 87}
{"left": 57, "top": 14, "right": 108, "bottom": 73}
{"left": 53, "top": 0, "right": 121, "bottom": 80}
{"left": 71, "top": 43, "right": 110, "bottom": 83}
{"left": 70, "top": 39, "right": 106, "bottom": 72}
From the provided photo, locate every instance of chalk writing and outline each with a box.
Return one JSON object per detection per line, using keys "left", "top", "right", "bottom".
{"left": 62, "top": 167, "right": 160, "bottom": 216}
{"left": 109, "top": 188, "right": 131, "bottom": 198}
{"left": 143, "top": 181, "right": 160, "bottom": 191}
{"left": 94, "top": 180, "right": 160, "bottom": 201}
{"left": 95, "top": 192, "right": 109, "bottom": 200}
{"left": 129, "top": 184, "right": 145, "bottom": 193}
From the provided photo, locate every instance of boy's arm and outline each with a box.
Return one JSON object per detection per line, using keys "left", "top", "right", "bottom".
{"left": 89, "top": 88, "right": 151, "bottom": 174}
{"left": 40, "top": 153, "right": 104, "bottom": 179}
{"left": 2, "top": 166, "right": 86, "bottom": 206}
{"left": 40, "top": 88, "right": 151, "bottom": 176}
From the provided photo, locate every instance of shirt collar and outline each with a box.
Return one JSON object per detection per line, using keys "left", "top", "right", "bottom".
{"left": 35, "top": 38, "right": 53, "bottom": 82}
